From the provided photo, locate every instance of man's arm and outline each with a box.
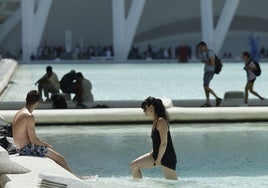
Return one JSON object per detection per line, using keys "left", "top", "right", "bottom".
{"left": 209, "top": 55, "right": 215, "bottom": 66}
{"left": 35, "top": 74, "right": 48, "bottom": 85}
{"left": 26, "top": 116, "right": 52, "bottom": 148}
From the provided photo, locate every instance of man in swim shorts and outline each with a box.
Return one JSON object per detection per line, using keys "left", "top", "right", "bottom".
{"left": 12, "top": 90, "right": 74, "bottom": 173}
{"left": 19, "top": 143, "right": 48, "bottom": 157}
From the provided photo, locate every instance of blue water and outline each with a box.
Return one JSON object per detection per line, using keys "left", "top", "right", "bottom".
{"left": 1, "top": 62, "right": 268, "bottom": 101}
{"left": 37, "top": 123, "right": 268, "bottom": 187}
{"left": 3, "top": 62, "right": 268, "bottom": 187}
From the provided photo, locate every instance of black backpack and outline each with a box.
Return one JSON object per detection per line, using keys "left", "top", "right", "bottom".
{"left": 208, "top": 50, "right": 222, "bottom": 74}
{"left": 252, "top": 60, "right": 261, "bottom": 76}
{"left": 214, "top": 55, "right": 223, "bottom": 74}
{"left": 52, "top": 94, "right": 68, "bottom": 109}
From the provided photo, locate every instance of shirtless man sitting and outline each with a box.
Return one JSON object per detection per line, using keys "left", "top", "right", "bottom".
{"left": 12, "top": 90, "right": 73, "bottom": 173}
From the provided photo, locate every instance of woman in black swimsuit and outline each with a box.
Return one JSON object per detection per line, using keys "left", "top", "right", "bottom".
{"left": 131, "top": 97, "right": 177, "bottom": 180}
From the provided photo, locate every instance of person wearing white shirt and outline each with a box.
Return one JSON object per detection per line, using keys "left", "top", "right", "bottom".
{"left": 75, "top": 72, "right": 93, "bottom": 108}
{"left": 35, "top": 66, "right": 60, "bottom": 101}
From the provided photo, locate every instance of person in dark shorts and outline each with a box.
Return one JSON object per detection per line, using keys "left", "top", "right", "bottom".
{"left": 242, "top": 52, "right": 264, "bottom": 105}
{"left": 131, "top": 97, "right": 177, "bottom": 180}
{"left": 19, "top": 143, "right": 48, "bottom": 157}
{"left": 198, "top": 41, "right": 222, "bottom": 107}
{"left": 12, "top": 90, "right": 74, "bottom": 174}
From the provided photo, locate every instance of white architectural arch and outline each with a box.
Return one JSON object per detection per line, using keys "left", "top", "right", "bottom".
{"left": 0, "top": 0, "right": 268, "bottom": 61}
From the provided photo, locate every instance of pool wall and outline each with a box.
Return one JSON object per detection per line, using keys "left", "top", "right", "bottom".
{"left": 1, "top": 107, "right": 268, "bottom": 125}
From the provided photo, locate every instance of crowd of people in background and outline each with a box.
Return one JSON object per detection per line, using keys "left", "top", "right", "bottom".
{"left": 29, "top": 43, "right": 195, "bottom": 62}
{"left": 2, "top": 42, "right": 268, "bottom": 62}
{"left": 30, "top": 44, "right": 114, "bottom": 61}
{"left": 28, "top": 43, "right": 254, "bottom": 62}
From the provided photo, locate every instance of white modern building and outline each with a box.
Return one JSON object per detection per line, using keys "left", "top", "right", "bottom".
{"left": 0, "top": 0, "right": 268, "bottom": 61}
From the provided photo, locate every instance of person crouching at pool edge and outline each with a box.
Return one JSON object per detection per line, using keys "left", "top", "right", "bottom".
{"left": 131, "top": 97, "right": 178, "bottom": 180}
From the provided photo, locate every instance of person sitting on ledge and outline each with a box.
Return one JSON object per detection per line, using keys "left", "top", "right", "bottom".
{"left": 35, "top": 66, "right": 60, "bottom": 102}
{"left": 74, "top": 72, "right": 94, "bottom": 108}
{"left": 60, "top": 70, "right": 77, "bottom": 97}
{"left": 12, "top": 90, "right": 74, "bottom": 174}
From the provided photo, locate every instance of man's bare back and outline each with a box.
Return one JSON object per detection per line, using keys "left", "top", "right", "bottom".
{"left": 12, "top": 107, "right": 36, "bottom": 149}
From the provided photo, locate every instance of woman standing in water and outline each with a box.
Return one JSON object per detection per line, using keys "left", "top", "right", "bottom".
{"left": 131, "top": 97, "right": 177, "bottom": 180}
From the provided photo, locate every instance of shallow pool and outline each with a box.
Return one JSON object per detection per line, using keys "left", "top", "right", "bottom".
{"left": 1, "top": 62, "right": 268, "bottom": 101}
{"left": 37, "top": 123, "right": 268, "bottom": 187}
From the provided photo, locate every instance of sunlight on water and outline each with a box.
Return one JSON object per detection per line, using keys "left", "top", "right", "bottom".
{"left": 84, "top": 176, "right": 268, "bottom": 188}
{"left": 36, "top": 123, "right": 268, "bottom": 188}
{"left": 2, "top": 62, "right": 268, "bottom": 101}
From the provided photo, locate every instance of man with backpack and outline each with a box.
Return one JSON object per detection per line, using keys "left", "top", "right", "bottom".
{"left": 242, "top": 51, "right": 264, "bottom": 105}
{"left": 198, "top": 41, "right": 222, "bottom": 107}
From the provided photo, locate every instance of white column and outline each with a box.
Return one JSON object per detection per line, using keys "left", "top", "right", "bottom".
{"left": 123, "top": 0, "right": 146, "bottom": 60}
{"left": 112, "top": 0, "right": 146, "bottom": 61}
{"left": 22, "top": 0, "right": 52, "bottom": 61}
{"left": 200, "top": 0, "right": 214, "bottom": 49}
{"left": 32, "top": 0, "right": 52, "bottom": 54}
{"left": 0, "top": 7, "right": 21, "bottom": 44}
{"left": 22, "top": 0, "right": 34, "bottom": 61}
{"left": 112, "top": 0, "right": 125, "bottom": 61}
{"left": 214, "top": 0, "right": 240, "bottom": 54}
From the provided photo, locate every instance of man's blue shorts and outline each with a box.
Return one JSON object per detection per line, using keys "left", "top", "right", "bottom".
{"left": 203, "top": 71, "right": 214, "bottom": 86}
{"left": 19, "top": 143, "right": 48, "bottom": 157}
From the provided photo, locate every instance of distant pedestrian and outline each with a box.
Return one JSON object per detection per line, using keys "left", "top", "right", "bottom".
{"left": 241, "top": 52, "right": 264, "bottom": 105}
{"left": 198, "top": 41, "right": 222, "bottom": 107}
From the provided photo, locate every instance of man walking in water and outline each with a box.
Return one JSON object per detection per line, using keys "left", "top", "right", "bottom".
{"left": 242, "top": 52, "right": 264, "bottom": 105}
{"left": 12, "top": 90, "right": 74, "bottom": 173}
{"left": 198, "top": 41, "right": 222, "bottom": 107}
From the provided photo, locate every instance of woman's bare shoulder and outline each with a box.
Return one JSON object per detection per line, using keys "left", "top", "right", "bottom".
{"left": 156, "top": 118, "right": 168, "bottom": 131}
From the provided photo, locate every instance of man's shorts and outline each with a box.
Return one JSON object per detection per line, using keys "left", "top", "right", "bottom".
{"left": 248, "top": 78, "right": 256, "bottom": 83}
{"left": 203, "top": 71, "right": 214, "bottom": 86}
{"left": 19, "top": 143, "right": 48, "bottom": 157}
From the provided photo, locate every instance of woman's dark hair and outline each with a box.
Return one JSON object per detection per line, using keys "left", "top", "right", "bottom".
{"left": 26, "top": 90, "right": 40, "bottom": 105}
{"left": 141, "top": 96, "right": 169, "bottom": 121}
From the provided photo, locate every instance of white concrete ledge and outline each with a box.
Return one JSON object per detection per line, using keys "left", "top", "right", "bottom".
{"left": 1, "top": 155, "right": 90, "bottom": 188}
{"left": 1, "top": 107, "right": 268, "bottom": 124}
{"left": 0, "top": 59, "right": 17, "bottom": 95}
{"left": 0, "top": 98, "right": 266, "bottom": 110}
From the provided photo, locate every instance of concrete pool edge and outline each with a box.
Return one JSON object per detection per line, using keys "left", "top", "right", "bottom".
{"left": 0, "top": 59, "right": 17, "bottom": 96}
{"left": 0, "top": 98, "right": 266, "bottom": 110}
{"left": 0, "top": 146, "right": 91, "bottom": 188}
{"left": 1, "top": 107, "right": 268, "bottom": 125}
